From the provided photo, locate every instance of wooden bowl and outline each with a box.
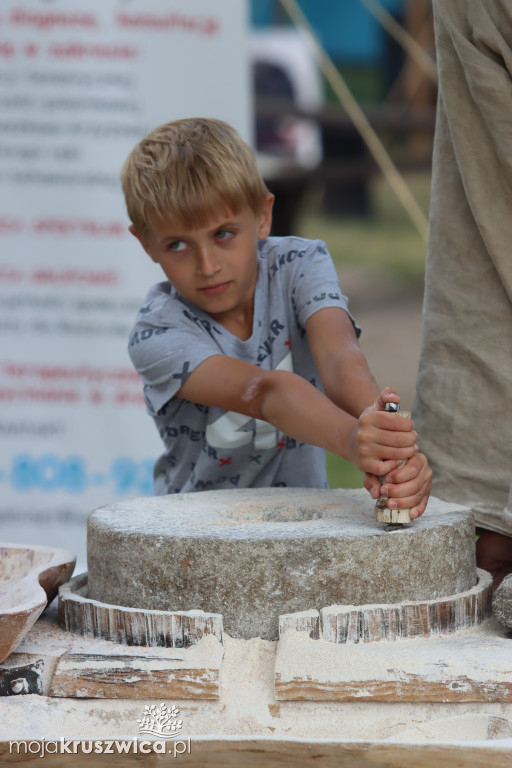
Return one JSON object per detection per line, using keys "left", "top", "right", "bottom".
{"left": 0, "top": 543, "right": 75, "bottom": 663}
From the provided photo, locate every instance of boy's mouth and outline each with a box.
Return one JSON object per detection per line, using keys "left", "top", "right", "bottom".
{"left": 199, "top": 281, "right": 231, "bottom": 296}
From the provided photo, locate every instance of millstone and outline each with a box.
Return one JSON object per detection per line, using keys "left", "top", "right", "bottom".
{"left": 87, "top": 488, "right": 476, "bottom": 640}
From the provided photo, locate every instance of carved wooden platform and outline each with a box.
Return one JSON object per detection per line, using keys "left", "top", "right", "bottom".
{"left": 58, "top": 573, "right": 223, "bottom": 647}
{"left": 279, "top": 569, "right": 492, "bottom": 643}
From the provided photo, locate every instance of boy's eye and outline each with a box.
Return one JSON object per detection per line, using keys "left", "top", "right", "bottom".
{"left": 215, "top": 229, "right": 233, "bottom": 241}
{"left": 168, "top": 240, "right": 187, "bottom": 252}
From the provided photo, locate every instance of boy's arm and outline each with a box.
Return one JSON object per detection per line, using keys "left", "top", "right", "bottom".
{"left": 305, "top": 306, "right": 432, "bottom": 517}
{"left": 176, "top": 354, "right": 417, "bottom": 479}
{"left": 304, "top": 305, "right": 381, "bottom": 415}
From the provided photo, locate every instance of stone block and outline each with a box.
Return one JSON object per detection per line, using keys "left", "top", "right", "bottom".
{"left": 493, "top": 573, "right": 512, "bottom": 629}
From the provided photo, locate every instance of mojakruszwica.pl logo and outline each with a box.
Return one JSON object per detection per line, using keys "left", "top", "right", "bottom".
{"left": 137, "top": 703, "right": 185, "bottom": 739}
{"left": 9, "top": 703, "right": 192, "bottom": 757}
{"left": 136, "top": 702, "right": 192, "bottom": 755}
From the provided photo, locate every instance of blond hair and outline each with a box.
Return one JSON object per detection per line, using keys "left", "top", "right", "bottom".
{"left": 121, "top": 117, "right": 269, "bottom": 235}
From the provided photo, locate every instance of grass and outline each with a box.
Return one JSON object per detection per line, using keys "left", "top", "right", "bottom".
{"left": 326, "top": 451, "right": 365, "bottom": 489}
{"left": 297, "top": 172, "right": 431, "bottom": 285}
{"left": 294, "top": 171, "right": 432, "bottom": 488}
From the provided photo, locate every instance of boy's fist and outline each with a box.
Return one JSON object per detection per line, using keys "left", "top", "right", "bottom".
{"left": 355, "top": 387, "right": 432, "bottom": 518}
{"left": 354, "top": 387, "right": 417, "bottom": 477}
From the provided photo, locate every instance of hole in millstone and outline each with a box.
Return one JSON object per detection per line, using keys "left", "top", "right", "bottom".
{"left": 222, "top": 504, "right": 326, "bottom": 523}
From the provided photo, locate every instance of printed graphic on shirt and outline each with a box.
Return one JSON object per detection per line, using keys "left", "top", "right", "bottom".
{"left": 267, "top": 241, "right": 328, "bottom": 279}
{"left": 182, "top": 307, "right": 223, "bottom": 340}
{"left": 257, "top": 319, "right": 286, "bottom": 363}
{"left": 205, "top": 351, "right": 293, "bottom": 450}
{"left": 129, "top": 325, "right": 171, "bottom": 348}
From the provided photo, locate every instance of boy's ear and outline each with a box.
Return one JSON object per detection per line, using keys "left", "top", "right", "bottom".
{"left": 128, "top": 225, "right": 158, "bottom": 262}
{"left": 258, "top": 193, "right": 274, "bottom": 240}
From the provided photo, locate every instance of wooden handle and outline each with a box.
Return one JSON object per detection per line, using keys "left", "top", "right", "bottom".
{"left": 374, "top": 409, "right": 412, "bottom": 525}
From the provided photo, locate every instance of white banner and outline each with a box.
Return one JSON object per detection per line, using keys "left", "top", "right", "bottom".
{"left": 0, "top": 0, "right": 251, "bottom": 567}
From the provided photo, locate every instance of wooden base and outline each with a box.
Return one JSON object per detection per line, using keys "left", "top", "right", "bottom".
{"left": 279, "top": 569, "right": 493, "bottom": 643}
{"left": 1, "top": 601, "right": 224, "bottom": 700}
{"left": 49, "top": 635, "right": 223, "bottom": 699}
{"left": 1, "top": 737, "right": 512, "bottom": 768}
{"left": 1, "top": 606, "right": 511, "bottom": 763}
{"left": 58, "top": 573, "right": 223, "bottom": 647}
{"left": 275, "top": 625, "right": 512, "bottom": 702}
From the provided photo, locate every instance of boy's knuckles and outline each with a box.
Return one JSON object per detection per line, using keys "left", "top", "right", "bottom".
{"left": 356, "top": 440, "right": 375, "bottom": 460}
{"left": 398, "top": 430, "right": 417, "bottom": 446}
{"left": 389, "top": 483, "right": 420, "bottom": 501}
{"left": 381, "top": 415, "right": 413, "bottom": 431}
{"left": 358, "top": 413, "right": 376, "bottom": 430}
{"left": 378, "top": 460, "right": 397, "bottom": 476}
{"left": 378, "top": 430, "right": 415, "bottom": 448}
{"left": 387, "top": 446, "right": 413, "bottom": 460}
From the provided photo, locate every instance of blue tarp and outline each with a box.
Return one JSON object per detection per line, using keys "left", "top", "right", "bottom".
{"left": 251, "top": 0, "right": 405, "bottom": 64}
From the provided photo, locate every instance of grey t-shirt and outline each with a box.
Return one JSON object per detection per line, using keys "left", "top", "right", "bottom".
{"left": 128, "top": 236, "right": 359, "bottom": 495}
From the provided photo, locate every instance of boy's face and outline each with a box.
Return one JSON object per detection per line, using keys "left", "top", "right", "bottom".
{"left": 131, "top": 195, "right": 273, "bottom": 337}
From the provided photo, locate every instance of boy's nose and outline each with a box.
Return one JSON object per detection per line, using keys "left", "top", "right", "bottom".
{"left": 196, "top": 247, "right": 220, "bottom": 276}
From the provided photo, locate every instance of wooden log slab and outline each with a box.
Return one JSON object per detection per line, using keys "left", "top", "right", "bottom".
{"left": 49, "top": 633, "right": 223, "bottom": 699}
{"left": 58, "top": 573, "right": 223, "bottom": 647}
{"left": 279, "top": 609, "right": 320, "bottom": 639}
{"left": 274, "top": 628, "right": 512, "bottom": 703}
{"left": 307, "top": 569, "right": 493, "bottom": 643}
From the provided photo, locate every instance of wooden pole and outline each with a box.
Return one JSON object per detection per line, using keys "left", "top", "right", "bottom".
{"left": 278, "top": 0, "right": 429, "bottom": 243}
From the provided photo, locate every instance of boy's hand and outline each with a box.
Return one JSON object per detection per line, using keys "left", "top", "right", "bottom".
{"left": 351, "top": 387, "right": 416, "bottom": 476}
{"left": 364, "top": 452, "right": 432, "bottom": 519}
{"left": 352, "top": 387, "right": 432, "bottom": 518}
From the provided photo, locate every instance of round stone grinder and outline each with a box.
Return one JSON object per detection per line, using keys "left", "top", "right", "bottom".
{"left": 87, "top": 487, "right": 476, "bottom": 640}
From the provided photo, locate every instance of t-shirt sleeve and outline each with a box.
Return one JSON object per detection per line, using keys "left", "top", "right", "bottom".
{"left": 292, "top": 239, "right": 361, "bottom": 336}
{"left": 128, "top": 297, "right": 222, "bottom": 415}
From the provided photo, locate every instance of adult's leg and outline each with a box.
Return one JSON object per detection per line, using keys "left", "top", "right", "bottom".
{"left": 414, "top": 1, "right": 512, "bottom": 557}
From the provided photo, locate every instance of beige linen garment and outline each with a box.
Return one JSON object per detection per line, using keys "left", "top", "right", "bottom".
{"left": 413, "top": 0, "right": 512, "bottom": 536}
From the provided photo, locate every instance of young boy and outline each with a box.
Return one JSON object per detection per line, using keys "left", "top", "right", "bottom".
{"left": 122, "top": 117, "right": 432, "bottom": 515}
